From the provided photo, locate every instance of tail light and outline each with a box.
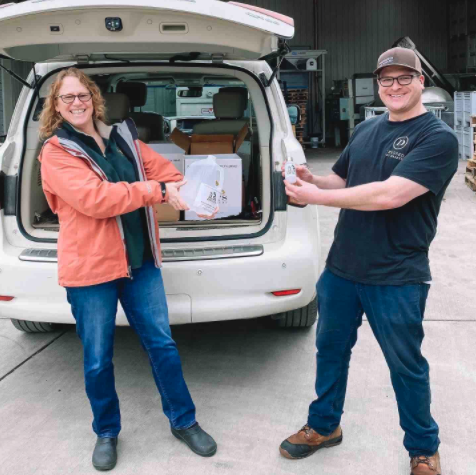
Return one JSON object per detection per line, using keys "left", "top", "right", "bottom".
{"left": 0, "top": 296, "right": 14, "bottom": 301}
{"left": 272, "top": 289, "right": 301, "bottom": 296}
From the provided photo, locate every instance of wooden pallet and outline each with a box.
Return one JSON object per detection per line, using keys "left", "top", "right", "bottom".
{"left": 287, "top": 96, "right": 308, "bottom": 102}
{"left": 471, "top": 116, "right": 476, "bottom": 127}
{"left": 465, "top": 173, "right": 476, "bottom": 191}
{"left": 467, "top": 157, "right": 476, "bottom": 178}
{"left": 287, "top": 89, "right": 309, "bottom": 96}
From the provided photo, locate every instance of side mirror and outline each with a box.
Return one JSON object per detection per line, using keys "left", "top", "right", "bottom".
{"left": 287, "top": 105, "right": 301, "bottom": 125}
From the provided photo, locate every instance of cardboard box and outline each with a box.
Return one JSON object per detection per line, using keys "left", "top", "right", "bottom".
{"left": 148, "top": 142, "right": 184, "bottom": 154}
{"left": 154, "top": 203, "right": 180, "bottom": 223}
{"left": 170, "top": 124, "right": 248, "bottom": 155}
{"left": 184, "top": 155, "right": 242, "bottom": 220}
{"left": 160, "top": 153, "right": 185, "bottom": 174}
{"left": 148, "top": 143, "right": 185, "bottom": 174}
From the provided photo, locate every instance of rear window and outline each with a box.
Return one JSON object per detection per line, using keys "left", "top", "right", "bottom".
{"left": 140, "top": 83, "right": 250, "bottom": 118}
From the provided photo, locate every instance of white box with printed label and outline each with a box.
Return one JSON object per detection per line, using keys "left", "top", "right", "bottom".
{"left": 184, "top": 155, "right": 242, "bottom": 220}
{"left": 149, "top": 143, "right": 185, "bottom": 174}
{"left": 159, "top": 153, "right": 185, "bottom": 174}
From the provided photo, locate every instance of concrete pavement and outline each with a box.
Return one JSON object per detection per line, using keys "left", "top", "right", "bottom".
{"left": 0, "top": 150, "right": 474, "bottom": 475}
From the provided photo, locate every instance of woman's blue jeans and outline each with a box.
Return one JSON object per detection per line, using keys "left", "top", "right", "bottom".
{"left": 66, "top": 260, "right": 196, "bottom": 438}
{"left": 308, "top": 268, "right": 439, "bottom": 457}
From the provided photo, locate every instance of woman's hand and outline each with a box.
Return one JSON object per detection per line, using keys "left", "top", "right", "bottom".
{"left": 165, "top": 180, "right": 190, "bottom": 211}
{"left": 196, "top": 206, "right": 219, "bottom": 220}
{"left": 281, "top": 163, "right": 315, "bottom": 183}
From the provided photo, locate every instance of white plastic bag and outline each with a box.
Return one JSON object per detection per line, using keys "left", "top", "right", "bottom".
{"left": 180, "top": 155, "right": 225, "bottom": 216}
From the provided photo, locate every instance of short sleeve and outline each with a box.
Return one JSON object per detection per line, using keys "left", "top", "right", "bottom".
{"left": 332, "top": 145, "right": 350, "bottom": 180}
{"left": 391, "top": 130, "right": 458, "bottom": 195}
{"left": 332, "top": 123, "right": 363, "bottom": 180}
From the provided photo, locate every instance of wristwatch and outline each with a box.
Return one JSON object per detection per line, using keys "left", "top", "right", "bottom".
{"left": 159, "top": 182, "right": 167, "bottom": 200}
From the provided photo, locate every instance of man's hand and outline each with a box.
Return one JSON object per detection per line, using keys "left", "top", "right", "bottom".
{"left": 165, "top": 180, "right": 190, "bottom": 211}
{"left": 281, "top": 163, "right": 315, "bottom": 183}
{"left": 284, "top": 177, "right": 320, "bottom": 205}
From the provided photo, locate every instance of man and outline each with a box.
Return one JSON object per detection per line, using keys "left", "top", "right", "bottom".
{"left": 279, "top": 47, "right": 458, "bottom": 475}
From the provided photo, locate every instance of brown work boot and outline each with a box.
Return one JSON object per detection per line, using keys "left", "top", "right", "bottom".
{"left": 279, "top": 425, "right": 342, "bottom": 459}
{"left": 410, "top": 452, "right": 442, "bottom": 475}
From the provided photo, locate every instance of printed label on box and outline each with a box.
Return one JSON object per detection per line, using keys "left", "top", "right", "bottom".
{"left": 194, "top": 183, "right": 218, "bottom": 215}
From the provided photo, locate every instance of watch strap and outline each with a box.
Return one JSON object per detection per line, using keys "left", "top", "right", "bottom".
{"left": 159, "top": 182, "right": 167, "bottom": 200}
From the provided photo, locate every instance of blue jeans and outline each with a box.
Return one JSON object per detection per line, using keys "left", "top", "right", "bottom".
{"left": 308, "top": 268, "right": 439, "bottom": 457}
{"left": 66, "top": 260, "right": 196, "bottom": 438}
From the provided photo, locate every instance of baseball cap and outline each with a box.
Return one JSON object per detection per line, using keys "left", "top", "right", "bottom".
{"left": 374, "top": 47, "right": 422, "bottom": 75}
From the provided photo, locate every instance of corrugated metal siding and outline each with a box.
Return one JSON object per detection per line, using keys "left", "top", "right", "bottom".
{"left": 0, "top": 70, "right": 4, "bottom": 135}
{"left": 0, "top": 1, "right": 450, "bottom": 131}
{"left": 317, "top": 0, "right": 448, "bottom": 91}
{"left": 0, "top": 59, "right": 33, "bottom": 135}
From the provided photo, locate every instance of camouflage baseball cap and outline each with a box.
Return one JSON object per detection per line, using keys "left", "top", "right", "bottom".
{"left": 374, "top": 47, "right": 422, "bottom": 75}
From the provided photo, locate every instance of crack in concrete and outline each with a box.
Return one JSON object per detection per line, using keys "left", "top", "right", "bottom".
{"left": 0, "top": 331, "right": 67, "bottom": 383}
{"left": 0, "top": 334, "right": 27, "bottom": 351}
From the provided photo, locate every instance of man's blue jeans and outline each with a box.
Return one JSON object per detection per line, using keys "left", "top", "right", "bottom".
{"left": 66, "top": 260, "right": 196, "bottom": 438}
{"left": 308, "top": 268, "right": 439, "bottom": 457}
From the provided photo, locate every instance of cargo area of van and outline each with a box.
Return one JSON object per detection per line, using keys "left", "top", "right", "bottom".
{"left": 20, "top": 65, "right": 272, "bottom": 243}
{"left": 0, "top": 0, "right": 320, "bottom": 330}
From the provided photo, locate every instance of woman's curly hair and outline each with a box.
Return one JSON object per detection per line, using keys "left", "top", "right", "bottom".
{"left": 39, "top": 68, "right": 106, "bottom": 140}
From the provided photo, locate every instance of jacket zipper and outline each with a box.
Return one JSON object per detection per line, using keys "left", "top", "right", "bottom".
{"left": 99, "top": 139, "right": 133, "bottom": 279}
{"left": 59, "top": 136, "right": 134, "bottom": 279}
{"left": 117, "top": 216, "right": 133, "bottom": 280}
{"left": 99, "top": 144, "right": 133, "bottom": 279}
{"left": 126, "top": 124, "right": 162, "bottom": 268}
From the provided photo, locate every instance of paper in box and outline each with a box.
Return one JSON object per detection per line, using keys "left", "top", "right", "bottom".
{"left": 184, "top": 155, "right": 242, "bottom": 220}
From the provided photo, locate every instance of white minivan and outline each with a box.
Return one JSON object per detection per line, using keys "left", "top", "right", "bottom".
{"left": 0, "top": 0, "right": 321, "bottom": 332}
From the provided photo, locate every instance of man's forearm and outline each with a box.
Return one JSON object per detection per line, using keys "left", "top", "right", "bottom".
{"left": 311, "top": 173, "right": 346, "bottom": 189}
{"left": 311, "top": 181, "right": 393, "bottom": 210}
{"left": 285, "top": 175, "right": 428, "bottom": 211}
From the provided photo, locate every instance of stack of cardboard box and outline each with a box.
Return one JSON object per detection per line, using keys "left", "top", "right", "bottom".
{"left": 149, "top": 125, "right": 248, "bottom": 223}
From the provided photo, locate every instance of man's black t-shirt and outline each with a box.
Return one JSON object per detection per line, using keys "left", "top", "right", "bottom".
{"left": 327, "top": 111, "right": 458, "bottom": 285}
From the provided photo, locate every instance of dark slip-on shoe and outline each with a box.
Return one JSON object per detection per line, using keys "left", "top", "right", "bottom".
{"left": 92, "top": 437, "right": 118, "bottom": 471}
{"left": 171, "top": 422, "right": 217, "bottom": 457}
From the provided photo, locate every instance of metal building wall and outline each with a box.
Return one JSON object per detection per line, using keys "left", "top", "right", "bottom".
{"left": 0, "top": 71, "right": 4, "bottom": 135}
{"left": 0, "top": 60, "right": 33, "bottom": 135}
{"left": 317, "top": 0, "right": 448, "bottom": 91}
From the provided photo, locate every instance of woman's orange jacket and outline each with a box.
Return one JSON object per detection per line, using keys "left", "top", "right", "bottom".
{"left": 38, "top": 119, "right": 183, "bottom": 287}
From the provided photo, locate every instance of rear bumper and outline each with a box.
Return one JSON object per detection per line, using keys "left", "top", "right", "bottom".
{"left": 0, "top": 244, "right": 319, "bottom": 325}
{"left": 0, "top": 210, "right": 320, "bottom": 325}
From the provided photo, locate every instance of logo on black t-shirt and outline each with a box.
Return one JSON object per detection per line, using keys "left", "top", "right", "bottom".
{"left": 393, "top": 136, "right": 409, "bottom": 150}
{"left": 385, "top": 136, "right": 409, "bottom": 161}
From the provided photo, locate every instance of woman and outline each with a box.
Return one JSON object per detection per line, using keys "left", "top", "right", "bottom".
{"left": 38, "top": 68, "right": 217, "bottom": 471}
